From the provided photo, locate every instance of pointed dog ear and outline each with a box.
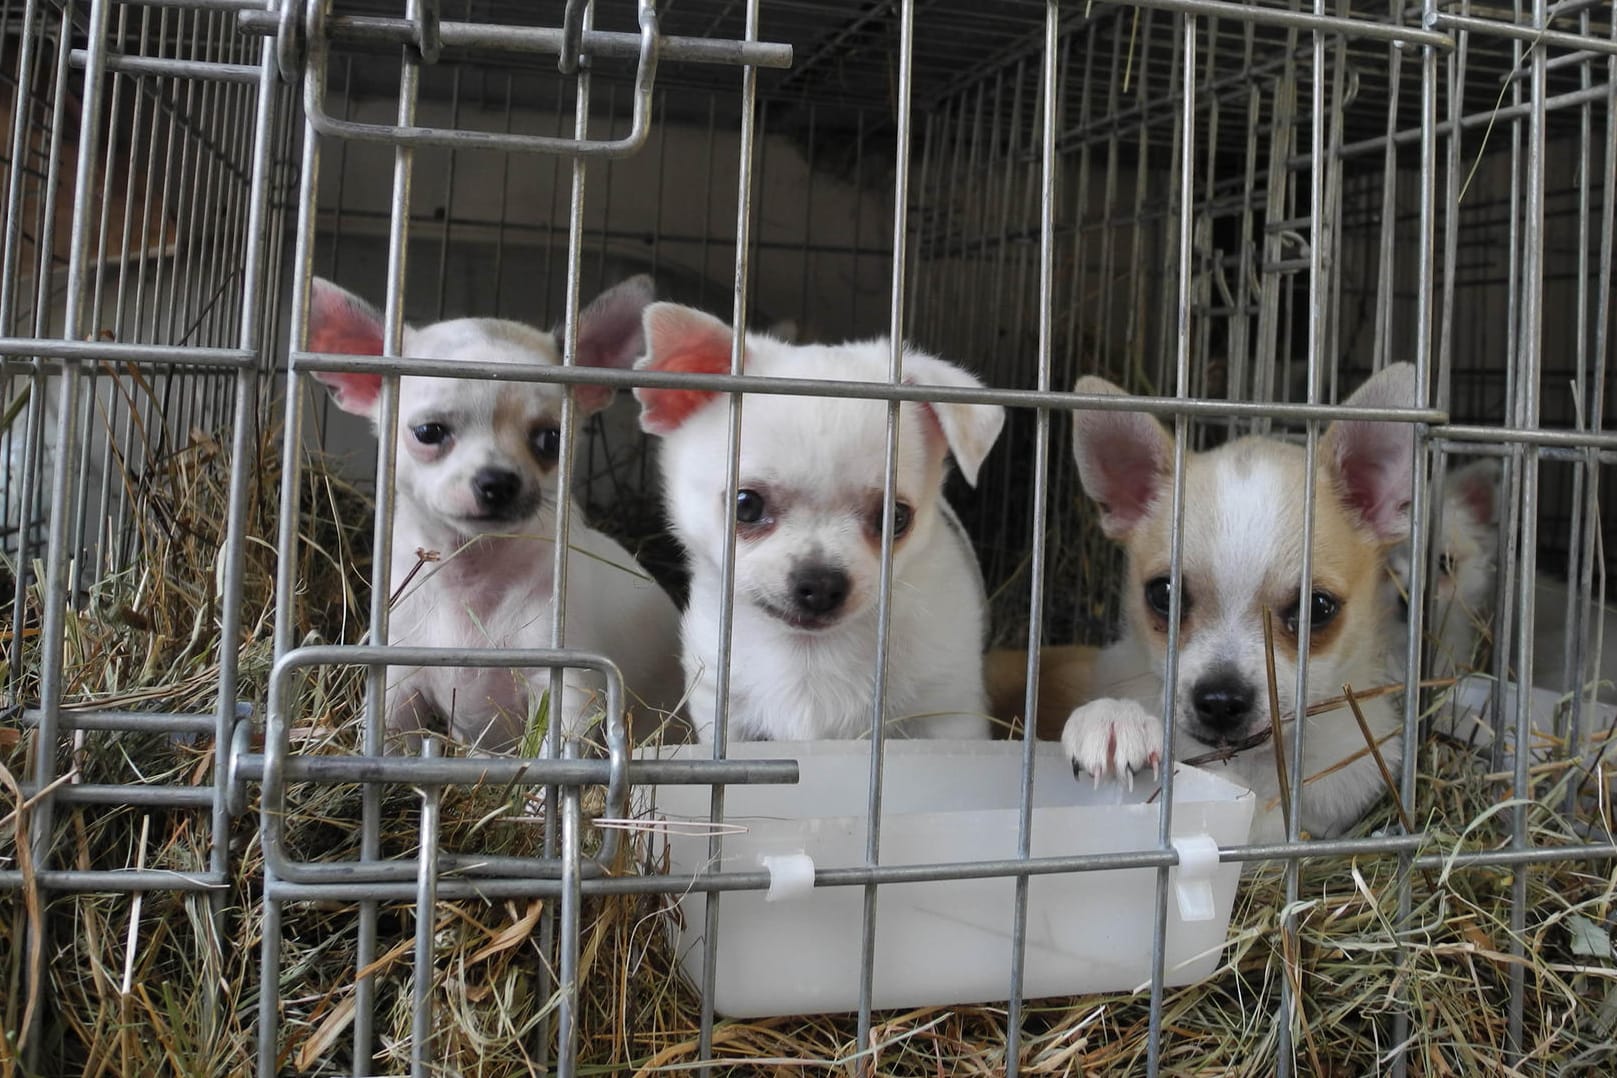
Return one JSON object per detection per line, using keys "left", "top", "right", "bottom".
{"left": 1322, "top": 362, "right": 1419, "bottom": 543}
{"left": 570, "top": 275, "right": 657, "bottom": 414}
{"left": 307, "top": 278, "right": 388, "bottom": 417}
{"left": 1445, "top": 458, "right": 1501, "bottom": 527}
{"left": 634, "top": 303, "right": 738, "bottom": 435}
{"left": 1069, "top": 377, "right": 1174, "bottom": 540}
{"left": 900, "top": 351, "right": 1005, "bottom": 487}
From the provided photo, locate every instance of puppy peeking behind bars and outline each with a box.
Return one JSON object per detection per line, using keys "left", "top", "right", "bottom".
{"left": 988, "top": 364, "right": 1420, "bottom": 845}
{"left": 304, "top": 276, "right": 684, "bottom": 753}
{"left": 633, "top": 303, "right": 1006, "bottom": 743}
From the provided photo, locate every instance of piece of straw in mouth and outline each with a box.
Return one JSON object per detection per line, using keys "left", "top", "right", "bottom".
{"left": 1262, "top": 606, "right": 1292, "bottom": 837}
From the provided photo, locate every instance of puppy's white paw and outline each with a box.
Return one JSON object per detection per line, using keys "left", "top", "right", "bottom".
{"left": 1061, "top": 698, "right": 1164, "bottom": 791}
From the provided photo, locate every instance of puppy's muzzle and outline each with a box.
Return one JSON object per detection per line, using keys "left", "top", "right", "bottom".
{"left": 1190, "top": 669, "right": 1256, "bottom": 739}
{"left": 471, "top": 466, "right": 524, "bottom": 516}
{"left": 788, "top": 564, "right": 850, "bottom": 619}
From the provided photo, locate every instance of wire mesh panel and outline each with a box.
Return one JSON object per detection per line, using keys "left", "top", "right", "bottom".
{"left": 2, "top": 1, "right": 1616, "bottom": 1075}
{"left": 1, "top": 0, "right": 294, "bottom": 1070}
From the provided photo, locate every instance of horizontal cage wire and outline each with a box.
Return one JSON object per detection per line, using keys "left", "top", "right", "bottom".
{"left": 0, "top": 1, "right": 1615, "bottom": 1076}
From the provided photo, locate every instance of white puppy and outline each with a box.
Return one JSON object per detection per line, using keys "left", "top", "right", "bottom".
{"left": 1384, "top": 459, "right": 1499, "bottom": 679}
{"left": 1390, "top": 460, "right": 1617, "bottom": 701}
{"left": 1059, "top": 364, "right": 1418, "bottom": 844}
{"left": 307, "top": 276, "right": 684, "bottom": 752}
{"left": 633, "top": 304, "right": 1005, "bottom": 742}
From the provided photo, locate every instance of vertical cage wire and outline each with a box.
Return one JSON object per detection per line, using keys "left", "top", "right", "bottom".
{"left": 1003, "top": 5, "right": 1060, "bottom": 1071}
{"left": 696, "top": 0, "right": 763, "bottom": 1063}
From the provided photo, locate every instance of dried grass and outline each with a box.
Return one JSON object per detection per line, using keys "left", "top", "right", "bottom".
{"left": 3, "top": 421, "right": 1616, "bottom": 1077}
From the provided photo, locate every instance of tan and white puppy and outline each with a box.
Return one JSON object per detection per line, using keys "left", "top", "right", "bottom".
{"left": 634, "top": 303, "right": 1005, "bottom": 742}
{"left": 1060, "top": 363, "right": 1418, "bottom": 844}
{"left": 308, "top": 276, "right": 684, "bottom": 752}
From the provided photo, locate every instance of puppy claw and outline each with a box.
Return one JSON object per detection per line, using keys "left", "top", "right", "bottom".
{"left": 1061, "top": 698, "right": 1164, "bottom": 790}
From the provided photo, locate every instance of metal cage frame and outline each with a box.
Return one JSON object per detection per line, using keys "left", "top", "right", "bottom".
{"left": 2, "top": 1, "right": 1616, "bottom": 1075}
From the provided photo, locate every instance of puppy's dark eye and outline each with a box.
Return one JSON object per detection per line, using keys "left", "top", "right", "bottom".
{"left": 1438, "top": 551, "right": 1456, "bottom": 577}
{"left": 868, "top": 501, "right": 914, "bottom": 539}
{"left": 736, "top": 489, "right": 766, "bottom": 525}
{"left": 412, "top": 422, "right": 449, "bottom": 446}
{"left": 1144, "top": 576, "right": 1190, "bottom": 620}
{"left": 1284, "top": 591, "right": 1341, "bottom": 635}
{"left": 531, "top": 426, "right": 562, "bottom": 462}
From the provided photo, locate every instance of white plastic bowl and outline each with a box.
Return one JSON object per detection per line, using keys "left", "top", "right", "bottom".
{"left": 637, "top": 739, "right": 1255, "bottom": 1017}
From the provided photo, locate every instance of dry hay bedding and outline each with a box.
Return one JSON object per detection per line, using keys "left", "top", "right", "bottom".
{"left": 1, "top": 428, "right": 1614, "bottom": 1075}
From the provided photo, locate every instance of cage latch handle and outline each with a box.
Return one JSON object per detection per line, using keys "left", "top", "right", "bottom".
{"left": 252, "top": 644, "right": 634, "bottom": 883}
{"left": 290, "top": 0, "right": 664, "bottom": 160}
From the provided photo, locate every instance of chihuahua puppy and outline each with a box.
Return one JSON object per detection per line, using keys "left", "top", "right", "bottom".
{"left": 1384, "top": 459, "right": 1498, "bottom": 680}
{"left": 1058, "top": 363, "right": 1418, "bottom": 844}
{"left": 634, "top": 303, "right": 1006, "bottom": 742}
{"left": 1390, "top": 460, "right": 1617, "bottom": 701}
{"left": 307, "top": 276, "right": 684, "bottom": 752}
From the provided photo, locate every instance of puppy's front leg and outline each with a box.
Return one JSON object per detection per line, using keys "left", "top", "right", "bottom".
{"left": 1061, "top": 698, "right": 1163, "bottom": 790}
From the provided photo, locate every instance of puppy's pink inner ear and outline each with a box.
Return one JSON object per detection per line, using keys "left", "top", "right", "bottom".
{"left": 1074, "top": 411, "right": 1169, "bottom": 537}
{"left": 636, "top": 347, "right": 730, "bottom": 433}
{"left": 312, "top": 371, "right": 384, "bottom": 416}
{"left": 1088, "top": 452, "right": 1163, "bottom": 533}
{"left": 1331, "top": 428, "right": 1413, "bottom": 540}
{"left": 636, "top": 305, "right": 736, "bottom": 434}
{"left": 306, "top": 280, "right": 386, "bottom": 416}
{"left": 308, "top": 283, "right": 385, "bottom": 358}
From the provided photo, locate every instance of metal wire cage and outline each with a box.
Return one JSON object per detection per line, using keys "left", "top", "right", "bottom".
{"left": 2, "top": 1, "right": 1615, "bottom": 1075}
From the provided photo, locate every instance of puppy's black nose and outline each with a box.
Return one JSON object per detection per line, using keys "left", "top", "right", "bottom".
{"left": 789, "top": 565, "right": 850, "bottom": 617}
{"left": 1192, "top": 673, "right": 1255, "bottom": 733}
{"left": 1396, "top": 591, "right": 1410, "bottom": 623}
{"left": 471, "top": 467, "right": 522, "bottom": 512}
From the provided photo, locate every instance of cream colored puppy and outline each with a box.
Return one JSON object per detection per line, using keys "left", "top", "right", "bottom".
{"left": 634, "top": 303, "right": 1005, "bottom": 743}
{"left": 308, "top": 277, "right": 684, "bottom": 752}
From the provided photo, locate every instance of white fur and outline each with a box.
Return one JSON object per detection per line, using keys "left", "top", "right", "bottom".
{"left": 678, "top": 501, "right": 995, "bottom": 740}
{"left": 636, "top": 306, "right": 1005, "bottom": 742}
{"left": 1060, "top": 697, "right": 1159, "bottom": 792}
{"left": 1388, "top": 459, "right": 1617, "bottom": 701}
{"left": 1384, "top": 459, "right": 1498, "bottom": 679}
{"left": 1062, "top": 364, "right": 1419, "bottom": 845}
{"left": 309, "top": 278, "right": 684, "bottom": 752}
